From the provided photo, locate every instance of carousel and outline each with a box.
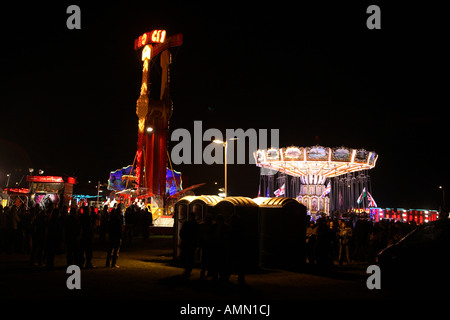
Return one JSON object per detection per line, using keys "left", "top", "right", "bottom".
{"left": 254, "top": 146, "right": 378, "bottom": 215}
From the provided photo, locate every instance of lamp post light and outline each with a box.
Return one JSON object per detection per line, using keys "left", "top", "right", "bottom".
{"left": 439, "top": 185, "right": 446, "bottom": 213}
{"left": 213, "top": 138, "right": 238, "bottom": 198}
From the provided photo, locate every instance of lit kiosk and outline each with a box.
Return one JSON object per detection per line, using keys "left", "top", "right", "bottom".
{"left": 134, "top": 30, "right": 182, "bottom": 210}
{"left": 27, "top": 175, "right": 76, "bottom": 209}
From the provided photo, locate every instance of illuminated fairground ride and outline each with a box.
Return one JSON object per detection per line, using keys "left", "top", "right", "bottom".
{"left": 106, "top": 30, "right": 201, "bottom": 222}
{"left": 254, "top": 146, "right": 379, "bottom": 215}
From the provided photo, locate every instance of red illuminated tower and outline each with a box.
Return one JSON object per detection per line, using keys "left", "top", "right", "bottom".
{"left": 134, "top": 30, "right": 182, "bottom": 200}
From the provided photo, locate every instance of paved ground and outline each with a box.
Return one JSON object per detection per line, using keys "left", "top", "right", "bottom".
{"left": 0, "top": 235, "right": 442, "bottom": 308}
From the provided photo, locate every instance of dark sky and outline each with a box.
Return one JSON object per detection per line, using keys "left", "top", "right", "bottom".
{"left": 0, "top": 2, "right": 447, "bottom": 209}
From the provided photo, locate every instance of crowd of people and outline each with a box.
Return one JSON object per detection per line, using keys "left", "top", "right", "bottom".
{"left": 0, "top": 203, "right": 153, "bottom": 269}
{"left": 178, "top": 212, "right": 421, "bottom": 283}
{"left": 1, "top": 201, "right": 422, "bottom": 274}
{"left": 305, "top": 214, "right": 419, "bottom": 267}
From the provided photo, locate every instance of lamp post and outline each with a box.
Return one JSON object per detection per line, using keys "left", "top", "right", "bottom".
{"left": 213, "top": 138, "right": 238, "bottom": 198}
{"left": 439, "top": 185, "right": 446, "bottom": 214}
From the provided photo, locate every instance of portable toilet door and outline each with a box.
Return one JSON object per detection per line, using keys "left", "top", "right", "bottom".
{"left": 214, "top": 197, "right": 260, "bottom": 271}
{"left": 188, "top": 195, "right": 222, "bottom": 264}
{"left": 173, "top": 196, "right": 197, "bottom": 260}
{"left": 258, "top": 197, "right": 307, "bottom": 270}
{"left": 189, "top": 195, "right": 222, "bottom": 222}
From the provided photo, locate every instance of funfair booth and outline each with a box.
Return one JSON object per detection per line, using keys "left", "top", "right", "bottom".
{"left": 27, "top": 175, "right": 76, "bottom": 210}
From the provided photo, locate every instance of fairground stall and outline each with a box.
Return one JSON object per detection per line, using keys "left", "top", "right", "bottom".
{"left": 27, "top": 175, "right": 76, "bottom": 210}
{"left": 2, "top": 187, "right": 29, "bottom": 208}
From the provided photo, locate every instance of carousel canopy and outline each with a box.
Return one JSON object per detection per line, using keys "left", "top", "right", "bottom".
{"left": 254, "top": 146, "right": 378, "bottom": 178}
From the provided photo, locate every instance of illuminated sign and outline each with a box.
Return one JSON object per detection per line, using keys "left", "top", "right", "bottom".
{"left": 4, "top": 188, "right": 30, "bottom": 194}
{"left": 142, "top": 45, "right": 152, "bottom": 61}
{"left": 26, "top": 176, "right": 76, "bottom": 184}
{"left": 134, "top": 30, "right": 167, "bottom": 50}
{"left": 27, "top": 176, "right": 64, "bottom": 183}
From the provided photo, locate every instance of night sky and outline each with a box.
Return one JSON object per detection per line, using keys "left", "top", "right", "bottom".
{"left": 0, "top": 2, "right": 447, "bottom": 210}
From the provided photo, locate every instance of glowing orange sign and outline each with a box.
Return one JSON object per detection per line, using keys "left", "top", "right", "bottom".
{"left": 134, "top": 30, "right": 167, "bottom": 50}
{"left": 142, "top": 45, "right": 152, "bottom": 61}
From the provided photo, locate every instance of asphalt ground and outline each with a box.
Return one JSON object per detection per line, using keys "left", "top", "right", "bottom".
{"left": 0, "top": 235, "right": 446, "bottom": 316}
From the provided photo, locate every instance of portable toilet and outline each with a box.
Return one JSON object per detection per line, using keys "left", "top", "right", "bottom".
{"left": 258, "top": 197, "right": 307, "bottom": 269}
{"left": 214, "top": 197, "right": 260, "bottom": 270}
{"left": 173, "top": 196, "right": 198, "bottom": 260}
{"left": 189, "top": 195, "right": 222, "bottom": 222}
{"left": 188, "top": 195, "right": 222, "bottom": 263}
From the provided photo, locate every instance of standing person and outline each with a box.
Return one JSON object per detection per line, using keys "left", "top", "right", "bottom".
{"left": 316, "top": 218, "right": 333, "bottom": 268}
{"left": 179, "top": 212, "right": 199, "bottom": 278}
{"left": 142, "top": 206, "right": 152, "bottom": 240}
{"left": 306, "top": 221, "right": 317, "bottom": 265}
{"left": 338, "top": 220, "right": 352, "bottom": 265}
{"left": 229, "top": 213, "right": 246, "bottom": 285}
{"left": 7, "top": 206, "right": 21, "bottom": 253}
{"left": 45, "top": 208, "right": 62, "bottom": 269}
{"left": 212, "top": 214, "right": 230, "bottom": 281}
{"left": 0, "top": 205, "right": 6, "bottom": 253}
{"left": 80, "top": 206, "right": 95, "bottom": 268}
{"left": 65, "top": 207, "right": 81, "bottom": 267}
{"left": 198, "top": 213, "right": 213, "bottom": 279}
{"left": 30, "top": 207, "right": 46, "bottom": 266}
{"left": 123, "top": 206, "right": 134, "bottom": 246}
{"left": 99, "top": 205, "right": 109, "bottom": 242}
{"left": 106, "top": 208, "right": 123, "bottom": 268}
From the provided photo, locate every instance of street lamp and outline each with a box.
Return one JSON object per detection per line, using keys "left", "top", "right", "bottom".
{"left": 213, "top": 137, "right": 238, "bottom": 198}
{"left": 439, "top": 185, "right": 446, "bottom": 213}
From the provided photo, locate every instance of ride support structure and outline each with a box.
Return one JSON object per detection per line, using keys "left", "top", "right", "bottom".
{"left": 134, "top": 30, "right": 182, "bottom": 200}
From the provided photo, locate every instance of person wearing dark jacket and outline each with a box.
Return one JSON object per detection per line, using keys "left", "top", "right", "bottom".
{"left": 179, "top": 212, "right": 199, "bottom": 277}
{"left": 80, "top": 206, "right": 95, "bottom": 268}
{"left": 45, "top": 208, "right": 62, "bottom": 269}
{"left": 65, "top": 207, "right": 82, "bottom": 267}
{"left": 106, "top": 209, "right": 123, "bottom": 268}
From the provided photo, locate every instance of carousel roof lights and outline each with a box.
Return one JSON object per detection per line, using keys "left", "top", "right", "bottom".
{"left": 254, "top": 145, "right": 378, "bottom": 178}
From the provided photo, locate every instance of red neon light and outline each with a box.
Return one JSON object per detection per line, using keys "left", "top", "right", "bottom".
{"left": 66, "top": 177, "right": 76, "bottom": 184}
{"left": 26, "top": 176, "right": 75, "bottom": 184}
{"left": 27, "top": 176, "right": 64, "bottom": 183}
{"left": 4, "top": 188, "right": 29, "bottom": 194}
{"left": 134, "top": 30, "right": 167, "bottom": 50}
